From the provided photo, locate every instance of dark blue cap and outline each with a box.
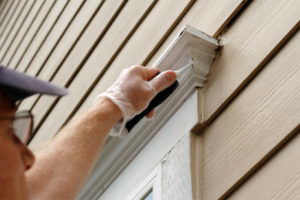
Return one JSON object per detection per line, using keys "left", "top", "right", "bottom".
{"left": 0, "top": 65, "right": 68, "bottom": 101}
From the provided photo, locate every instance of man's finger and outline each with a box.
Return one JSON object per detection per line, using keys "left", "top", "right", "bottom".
{"left": 150, "top": 70, "right": 177, "bottom": 92}
{"left": 146, "top": 110, "right": 155, "bottom": 119}
{"left": 143, "top": 67, "right": 160, "bottom": 81}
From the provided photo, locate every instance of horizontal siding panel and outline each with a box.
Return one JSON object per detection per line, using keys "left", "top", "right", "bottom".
{"left": 0, "top": 0, "right": 25, "bottom": 50}
{"left": 4, "top": 0, "right": 50, "bottom": 68}
{"left": 25, "top": 0, "right": 102, "bottom": 78}
{"left": 22, "top": 0, "right": 85, "bottom": 76}
{"left": 14, "top": 0, "right": 68, "bottom": 72}
{"left": 147, "top": 0, "right": 247, "bottom": 65}
{"left": 204, "top": 0, "right": 300, "bottom": 123}
{"left": 0, "top": 0, "right": 36, "bottom": 65}
{"left": 29, "top": 0, "right": 160, "bottom": 147}
{"left": 0, "top": 0, "right": 13, "bottom": 28}
{"left": 0, "top": 0, "right": 17, "bottom": 40}
{"left": 0, "top": 1, "right": 6, "bottom": 12}
{"left": 230, "top": 135, "right": 300, "bottom": 200}
{"left": 202, "top": 31, "right": 300, "bottom": 200}
{"left": 0, "top": 0, "right": 34, "bottom": 61}
{"left": 0, "top": 1, "right": 9, "bottom": 20}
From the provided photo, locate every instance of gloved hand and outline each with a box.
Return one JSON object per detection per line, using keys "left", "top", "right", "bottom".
{"left": 95, "top": 65, "right": 177, "bottom": 138}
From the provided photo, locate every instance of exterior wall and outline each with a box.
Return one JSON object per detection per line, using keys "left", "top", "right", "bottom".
{"left": 194, "top": 0, "right": 300, "bottom": 199}
{"left": 0, "top": 0, "right": 299, "bottom": 199}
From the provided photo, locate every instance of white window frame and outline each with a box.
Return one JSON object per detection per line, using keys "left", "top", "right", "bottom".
{"left": 126, "top": 165, "right": 161, "bottom": 200}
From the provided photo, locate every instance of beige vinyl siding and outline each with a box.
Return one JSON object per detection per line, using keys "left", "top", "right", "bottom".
{"left": 0, "top": 0, "right": 299, "bottom": 199}
{"left": 4, "top": 0, "right": 49, "bottom": 69}
{"left": 20, "top": 0, "right": 103, "bottom": 111}
{"left": 0, "top": 1, "right": 10, "bottom": 20}
{"left": 21, "top": 0, "right": 85, "bottom": 76}
{"left": 229, "top": 134, "right": 300, "bottom": 200}
{"left": 0, "top": 0, "right": 34, "bottom": 61}
{"left": 201, "top": 30, "right": 300, "bottom": 199}
{"left": 0, "top": 0, "right": 37, "bottom": 65}
{"left": 0, "top": 0, "right": 26, "bottom": 52}
{"left": 147, "top": 0, "right": 247, "bottom": 66}
{"left": 0, "top": 0, "right": 18, "bottom": 41}
{"left": 203, "top": 0, "right": 300, "bottom": 124}
{"left": 14, "top": 0, "right": 68, "bottom": 72}
{"left": 0, "top": 1, "right": 13, "bottom": 27}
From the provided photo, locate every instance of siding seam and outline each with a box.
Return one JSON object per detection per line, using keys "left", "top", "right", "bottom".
{"left": 223, "top": 125, "right": 300, "bottom": 199}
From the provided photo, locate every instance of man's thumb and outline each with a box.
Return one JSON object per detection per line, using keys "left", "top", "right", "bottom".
{"left": 150, "top": 70, "right": 177, "bottom": 92}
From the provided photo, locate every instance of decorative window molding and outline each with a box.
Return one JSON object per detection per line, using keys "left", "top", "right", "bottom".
{"left": 79, "top": 25, "right": 219, "bottom": 199}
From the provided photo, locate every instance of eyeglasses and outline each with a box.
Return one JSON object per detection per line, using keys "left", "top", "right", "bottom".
{"left": 0, "top": 111, "right": 34, "bottom": 144}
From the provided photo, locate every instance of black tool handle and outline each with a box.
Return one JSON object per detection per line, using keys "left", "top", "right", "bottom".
{"left": 125, "top": 79, "right": 179, "bottom": 132}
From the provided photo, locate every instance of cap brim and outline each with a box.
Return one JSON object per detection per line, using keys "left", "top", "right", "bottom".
{"left": 0, "top": 66, "right": 68, "bottom": 101}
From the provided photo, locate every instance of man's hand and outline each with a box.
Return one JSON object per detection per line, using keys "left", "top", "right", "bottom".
{"left": 95, "top": 66, "right": 177, "bottom": 137}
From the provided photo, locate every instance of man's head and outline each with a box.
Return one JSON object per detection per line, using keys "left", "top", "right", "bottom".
{"left": 0, "top": 89, "right": 34, "bottom": 198}
{"left": 0, "top": 66, "right": 67, "bottom": 198}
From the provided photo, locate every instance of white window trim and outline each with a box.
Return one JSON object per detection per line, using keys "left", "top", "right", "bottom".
{"left": 97, "top": 91, "right": 198, "bottom": 200}
{"left": 126, "top": 165, "right": 161, "bottom": 200}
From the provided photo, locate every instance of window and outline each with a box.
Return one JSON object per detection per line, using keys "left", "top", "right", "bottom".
{"left": 126, "top": 165, "right": 161, "bottom": 200}
{"left": 142, "top": 190, "right": 153, "bottom": 200}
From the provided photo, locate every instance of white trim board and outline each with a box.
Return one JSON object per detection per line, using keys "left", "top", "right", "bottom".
{"left": 78, "top": 25, "right": 219, "bottom": 199}
{"left": 100, "top": 91, "right": 198, "bottom": 200}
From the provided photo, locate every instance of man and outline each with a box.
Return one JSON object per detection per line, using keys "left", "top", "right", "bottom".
{"left": 0, "top": 65, "right": 176, "bottom": 199}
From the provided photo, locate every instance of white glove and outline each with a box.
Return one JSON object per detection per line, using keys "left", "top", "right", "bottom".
{"left": 94, "top": 66, "right": 176, "bottom": 138}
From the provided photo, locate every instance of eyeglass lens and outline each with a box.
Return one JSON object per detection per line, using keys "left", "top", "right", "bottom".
{"left": 12, "top": 117, "right": 32, "bottom": 143}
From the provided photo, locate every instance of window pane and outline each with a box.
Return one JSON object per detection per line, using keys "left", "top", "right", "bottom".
{"left": 142, "top": 190, "right": 153, "bottom": 200}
